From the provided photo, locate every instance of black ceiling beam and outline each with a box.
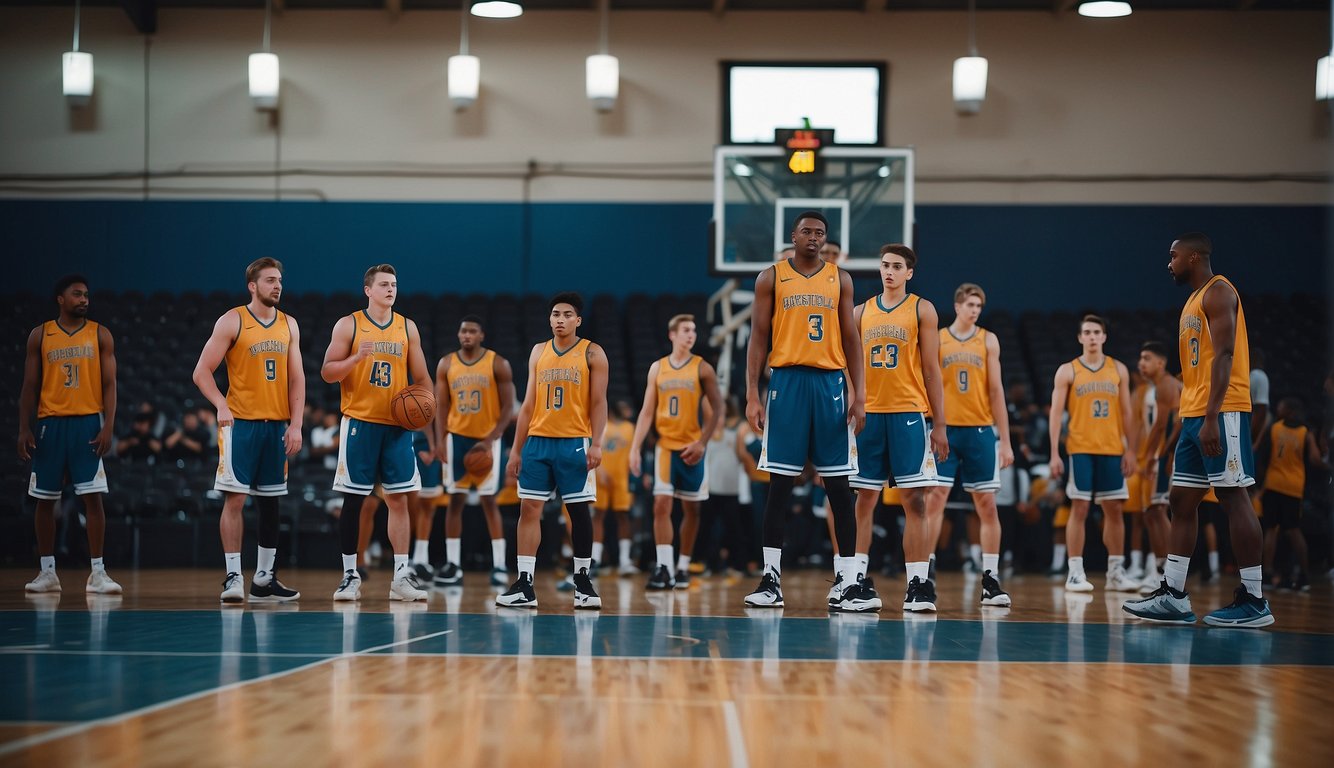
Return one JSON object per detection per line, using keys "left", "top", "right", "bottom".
{"left": 120, "top": 0, "right": 157, "bottom": 34}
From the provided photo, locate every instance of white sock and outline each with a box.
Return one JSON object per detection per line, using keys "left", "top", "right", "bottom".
{"left": 1051, "top": 543, "right": 1067, "bottom": 571}
{"left": 907, "top": 561, "right": 929, "bottom": 583}
{"left": 1145, "top": 552, "right": 1158, "bottom": 576}
{"left": 256, "top": 546, "right": 276, "bottom": 577}
{"left": 1240, "top": 565, "right": 1263, "bottom": 598}
{"left": 1108, "top": 555, "right": 1125, "bottom": 575}
{"left": 225, "top": 552, "right": 242, "bottom": 575}
{"left": 446, "top": 538, "right": 461, "bottom": 566}
{"left": 394, "top": 554, "right": 409, "bottom": 574}
{"left": 656, "top": 545, "right": 674, "bottom": 569}
{"left": 982, "top": 553, "right": 999, "bottom": 576}
{"left": 573, "top": 556, "right": 592, "bottom": 575}
{"left": 1068, "top": 556, "right": 1086, "bottom": 579}
{"left": 837, "top": 558, "right": 860, "bottom": 590}
{"left": 90, "top": 556, "right": 105, "bottom": 573}
{"left": 1165, "top": 554, "right": 1190, "bottom": 592}
{"left": 561, "top": 543, "right": 574, "bottom": 559}
{"left": 592, "top": 541, "right": 604, "bottom": 564}
{"left": 342, "top": 553, "right": 358, "bottom": 573}
{"left": 676, "top": 555, "right": 691, "bottom": 574}
{"left": 969, "top": 543, "right": 982, "bottom": 565}
{"left": 855, "top": 553, "right": 869, "bottom": 576}
{"left": 1208, "top": 550, "right": 1220, "bottom": 574}
{"left": 491, "top": 538, "right": 506, "bottom": 570}
{"left": 619, "top": 538, "right": 632, "bottom": 564}
{"left": 517, "top": 555, "right": 536, "bottom": 579}
{"left": 412, "top": 540, "right": 430, "bottom": 564}
{"left": 1130, "top": 550, "right": 1143, "bottom": 572}
{"left": 762, "top": 546, "right": 782, "bottom": 577}
{"left": 833, "top": 555, "right": 847, "bottom": 577}
{"left": 40, "top": 556, "right": 55, "bottom": 573}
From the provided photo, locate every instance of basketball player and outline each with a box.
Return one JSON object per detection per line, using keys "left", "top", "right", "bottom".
{"left": 925, "top": 283, "right": 1014, "bottom": 607}
{"left": 598, "top": 400, "right": 638, "bottom": 577}
{"left": 629, "top": 314, "right": 725, "bottom": 590}
{"left": 1257, "top": 398, "right": 1325, "bottom": 591}
{"left": 1048, "top": 315, "right": 1138, "bottom": 593}
{"left": 498, "top": 292, "right": 609, "bottom": 609}
{"left": 192, "top": 257, "right": 304, "bottom": 603}
{"left": 433, "top": 315, "right": 515, "bottom": 588}
{"left": 850, "top": 245, "right": 948, "bottom": 613}
{"left": 321, "top": 264, "right": 432, "bottom": 602}
{"left": 19, "top": 275, "right": 120, "bottom": 595}
{"left": 1124, "top": 233, "right": 1273, "bottom": 627}
{"left": 743, "top": 211, "right": 867, "bottom": 611}
{"left": 411, "top": 430, "right": 441, "bottom": 581}
{"left": 1135, "top": 341, "right": 1181, "bottom": 592}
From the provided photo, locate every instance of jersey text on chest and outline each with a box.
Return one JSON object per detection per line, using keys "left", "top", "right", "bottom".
{"left": 247, "top": 339, "right": 288, "bottom": 357}
{"left": 540, "top": 367, "right": 582, "bottom": 385}
{"left": 942, "top": 350, "right": 983, "bottom": 368}
{"left": 1075, "top": 381, "right": 1118, "bottom": 397}
{"left": 47, "top": 343, "right": 95, "bottom": 363}
{"left": 863, "top": 324, "right": 909, "bottom": 344}
{"left": 452, "top": 373, "right": 491, "bottom": 389}
{"left": 782, "top": 294, "right": 836, "bottom": 311}
{"left": 368, "top": 341, "right": 404, "bottom": 356}
{"left": 1180, "top": 315, "right": 1203, "bottom": 334}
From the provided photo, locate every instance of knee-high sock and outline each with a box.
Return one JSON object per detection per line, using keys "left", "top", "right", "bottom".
{"left": 763, "top": 474, "right": 796, "bottom": 549}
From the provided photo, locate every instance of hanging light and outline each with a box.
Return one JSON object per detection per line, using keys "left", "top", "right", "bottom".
{"left": 953, "top": 0, "right": 987, "bottom": 115}
{"left": 450, "top": 4, "right": 480, "bottom": 110}
{"left": 471, "top": 1, "right": 523, "bottom": 19}
{"left": 586, "top": 0, "right": 618, "bottom": 111}
{"left": 1077, "top": 2, "right": 1132, "bottom": 18}
{"left": 248, "top": 0, "right": 279, "bottom": 109}
{"left": 63, "top": 0, "right": 93, "bottom": 106}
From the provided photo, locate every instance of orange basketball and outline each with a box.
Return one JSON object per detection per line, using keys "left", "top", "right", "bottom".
{"left": 463, "top": 443, "right": 493, "bottom": 476}
{"left": 390, "top": 384, "right": 435, "bottom": 431}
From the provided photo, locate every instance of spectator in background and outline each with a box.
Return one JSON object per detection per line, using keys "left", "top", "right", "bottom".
{"left": 1250, "top": 347, "right": 1270, "bottom": 449}
{"left": 116, "top": 413, "right": 162, "bottom": 463}
{"left": 196, "top": 406, "right": 218, "bottom": 450}
{"left": 164, "top": 410, "right": 210, "bottom": 463}
{"left": 702, "top": 397, "right": 747, "bottom": 575}
{"left": 309, "top": 409, "right": 340, "bottom": 470}
{"left": 820, "top": 240, "right": 847, "bottom": 265}
{"left": 135, "top": 400, "right": 167, "bottom": 439}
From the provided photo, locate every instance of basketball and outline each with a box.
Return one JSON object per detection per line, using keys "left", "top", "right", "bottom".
{"left": 463, "top": 442, "right": 493, "bottom": 476}
{"left": 390, "top": 383, "right": 435, "bottom": 431}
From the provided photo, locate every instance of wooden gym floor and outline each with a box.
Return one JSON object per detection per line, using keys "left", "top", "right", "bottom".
{"left": 0, "top": 568, "right": 1331, "bottom": 768}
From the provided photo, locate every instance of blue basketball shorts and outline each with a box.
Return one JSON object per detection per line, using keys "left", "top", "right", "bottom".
{"left": 1171, "top": 412, "right": 1256, "bottom": 490}
{"left": 333, "top": 416, "right": 421, "bottom": 496}
{"left": 412, "top": 430, "right": 443, "bottom": 499}
{"left": 1066, "top": 453, "right": 1128, "bottom": 502}
{"left": 757, "top": 366, "right": 856, "bottom": 478}
{"left": 935, "top": 425, "right": 1001, "bottom": 493}
{"left": 851, "top": 412, "right": 939, "bottom": 490}
{"left": 653, "top": 444, "right": 708, "bottom": 501}
{"left": 518, "top": 436, "right": 595, "bottom": 504}
{"left": 215, "top": 419, "right": 288, "bottom": 497}
{"left": 29, "top": 414, "right": 107, "bottom": 500}
{"left": 445, "top": 432, "right": 502, "bottom": 496}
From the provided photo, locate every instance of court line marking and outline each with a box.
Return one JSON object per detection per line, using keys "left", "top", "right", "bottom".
{"left": 722, "top": 700, "right": 750, "bottom": 768}
{"left": 0, "top": 628, "right": 452, "bottom": 758}
{"left": 0, "top": 649, "right": 338, "bottom": 658}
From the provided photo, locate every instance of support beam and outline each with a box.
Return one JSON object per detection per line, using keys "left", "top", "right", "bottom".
{"left": 120, "top": 0, "right": 157, "bottom": 35}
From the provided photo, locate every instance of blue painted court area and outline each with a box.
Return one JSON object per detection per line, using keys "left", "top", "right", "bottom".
{"left": 1, "top": 609, "right": 1330, "bottom": 724}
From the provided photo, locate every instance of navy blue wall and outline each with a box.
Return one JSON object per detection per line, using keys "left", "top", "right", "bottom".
{"left": 3, "top": 200, "right": 1325, "bottom": 310}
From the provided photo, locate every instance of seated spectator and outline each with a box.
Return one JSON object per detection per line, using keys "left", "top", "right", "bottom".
{"left": 309, "top": 410, "right": 340, "bottom": 470}
{"left": 195, "top": 406, "right": 218, "bottom": 450}
{"left": 135, "top": 400, "right": 167, "bottom": 439}
{"left": 117, "top": 413, "right": 162, "bottom": 462}
{"left": 164, "top": 411, "right": 211, "bottom": 463}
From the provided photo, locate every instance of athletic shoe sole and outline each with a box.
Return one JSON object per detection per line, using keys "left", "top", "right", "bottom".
{"left": 1202, "top": 613, "right": 1274, "bottom": 628}
{"left": 1122, "top": 607, "right": 1197, "bottom": 624}
{"left": 981, "top": 595, "right": 1012, "bottom": 607}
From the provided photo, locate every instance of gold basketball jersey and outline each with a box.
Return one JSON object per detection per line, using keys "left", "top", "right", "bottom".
{"left": 1066, "top": 358, "right": 1124, "bottom": 456}
{"left": 1179, "top": 275, "right": 1250, "bottom": 418}
{"left": 1265, "top": 422, "right": 1307, "bottom": 498}
{"left": 446, "top": 349, "right": 500, "bottom": 439}
{"left": 601, "top": 420, "right": 634, "bottom": 478}
{"left": 224, "top": 307, "right": 291, "bottom": 422}
{"left": 530, "top": 338, "right": 592, "bottom": 439}
{"left": 769, "top": 259, "right": 845, "bottom": 371}
{"left": 862, "top": 294, "right": 925, "bottom": 414}
{"left": 38, "top": 320, "right": 102, "bottom": 418}
{"left": 940, "top": 327, "right": 991, "bottom": 427}
{"left": 654, "top": 355, "right": 703, "bottom": 450}
{"left": 340, "top": 310, "right": 410, "bottom": 426}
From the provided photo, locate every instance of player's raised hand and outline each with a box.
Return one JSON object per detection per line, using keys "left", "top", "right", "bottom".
{"left": 18, "top": 427, "right": 35, "bottom": 462}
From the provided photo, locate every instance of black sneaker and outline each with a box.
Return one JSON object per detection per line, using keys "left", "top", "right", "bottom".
{"left": 903, "top": 576, "right": 937, "bottom": 612}
{"left": 433, "top": 562, "right": 463, "bottom": 587}
{"left": 744, "top": 570, "right": 784, "bottom": 607}
{"left": 412, "top": 562, "right": 433, "bottom": 582}
{"left": 673, "top": 569, "right": 691, "bottom": 590}
{"left": 250, "top": 571, "right": 301, "bottom": 603}
{"left": 835, "top": 576, "right": 882, "bottom": 613}
{"left": 495, "top": 573, "right": 537, "bottom": 608}
{"left": 980, "top": 570, "right": 1011, "bottom": 607}
{"left": 573, "top": 568, "right": 601, "bottom": 610}
{"left": 646, "top": 565, "right": 675, "bottom": 590}
{"left": 926, "top": 558, "right": 938, "bottom": 587}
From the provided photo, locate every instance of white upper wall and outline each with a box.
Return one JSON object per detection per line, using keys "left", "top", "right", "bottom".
{"left": 0, "top": 6, "right": 1328, "bottom": 204}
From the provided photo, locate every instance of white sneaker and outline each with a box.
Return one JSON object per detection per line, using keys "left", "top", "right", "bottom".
{"left": 220, "top": 572, "right": 245, "bottom": 603}
{"left": 1106, "top": 568, "right": 1140, "bottom": 592}
{"left": 333, "top": 570, "right": 362, "bottom": 601}
{"left": 390, "top": 569, "right": 428, "bottom": 601}
{"left": 1065, "top": 573, "right": 1094, "bottom": 592}
{"left": 25, "top": 570, "right": 61, "bottom": 593}
{"left": 618, "top": 562, "right": 639, "bottom": 577}
{"left": 1127, "top": 564, "right": 1145, "bottom": 581}
{"left": 1139, "top": 571, "right": 1164, "bottom": 595}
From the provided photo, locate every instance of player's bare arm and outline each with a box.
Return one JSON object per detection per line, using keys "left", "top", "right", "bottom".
{"left": 586, "top": 342, "right": 610, "bottom": 471}
{"left": 683, "top": 360, "right": 725, "bottom": 467}
{"left": 192, "top": 312, "right": 242, "bottom": 427}
{"left": 406, "top": 319, "right": 434, "bottom": 453}
{"left": 1199, "top": 281, "right": 1239, "bottom": 457}
{"left": 320, "top": 315, "right": 373, "bottom": 384}
{"left": 628, "top": 359, "right": 661, "bottom": 477}
{"left": 507, "top": 343, "right": 543, "bottom": 481}
{"left": 17, "top": 327, "right": 41, "bottom": 461}
{"left": 1143, "top": 377, "right": 1174, "bottom": 474}
{"left": 284, "top": 315, "right": 305, "bottom": 456}
{"left": 94, "top": 324, "right": 117, "bottom": 457}
{"left": 745, "top": 266, "right": 775, "bottom": 434}
{"left": 837, "top": 269, "right": 865, "bottom": 436}
{"left": 985, "top": 332, "right": 1014, "bottom": 468}
{"left": 1116, "top": 359, "right": 1136, "bottom": 476}
{"left": 1049, "top": 363, "right": 1074, "bottom": 478}
{"left": 918, "top": 298, "right": 949, "bottom": 462}
{"left": 486, "top": 355, "right": 517, "bottom": 445}
{"left": 434, "top": 354, "right": 453, "bottom": 463}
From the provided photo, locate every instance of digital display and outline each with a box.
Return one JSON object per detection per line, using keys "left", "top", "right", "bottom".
{"left": 722, "top": 62, "right": 886, "bottom": 146}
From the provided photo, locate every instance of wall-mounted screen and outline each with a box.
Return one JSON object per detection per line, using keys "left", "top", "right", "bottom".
{"left": 721, "top": 61, "right": 886, "bottom": 146}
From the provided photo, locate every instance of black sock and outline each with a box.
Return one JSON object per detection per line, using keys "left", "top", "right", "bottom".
{"left": 763, "top": 474, "right": 796, "bottom": 549}
{"left": 256, "top": 496, "right": 280, "bottom": 550}
{"left": 340, "top": 493, "right": 365, "bottom": 557}
{"left": 823, "top": 475, "right": 857, "bottom": 560}
{"left": 567, "top": 501, "right": 593, "bottom": 560}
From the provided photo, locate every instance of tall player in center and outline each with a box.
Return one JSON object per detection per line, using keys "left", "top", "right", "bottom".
{"left": 744, "top": 211, "right": 868, "bottom": 611}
